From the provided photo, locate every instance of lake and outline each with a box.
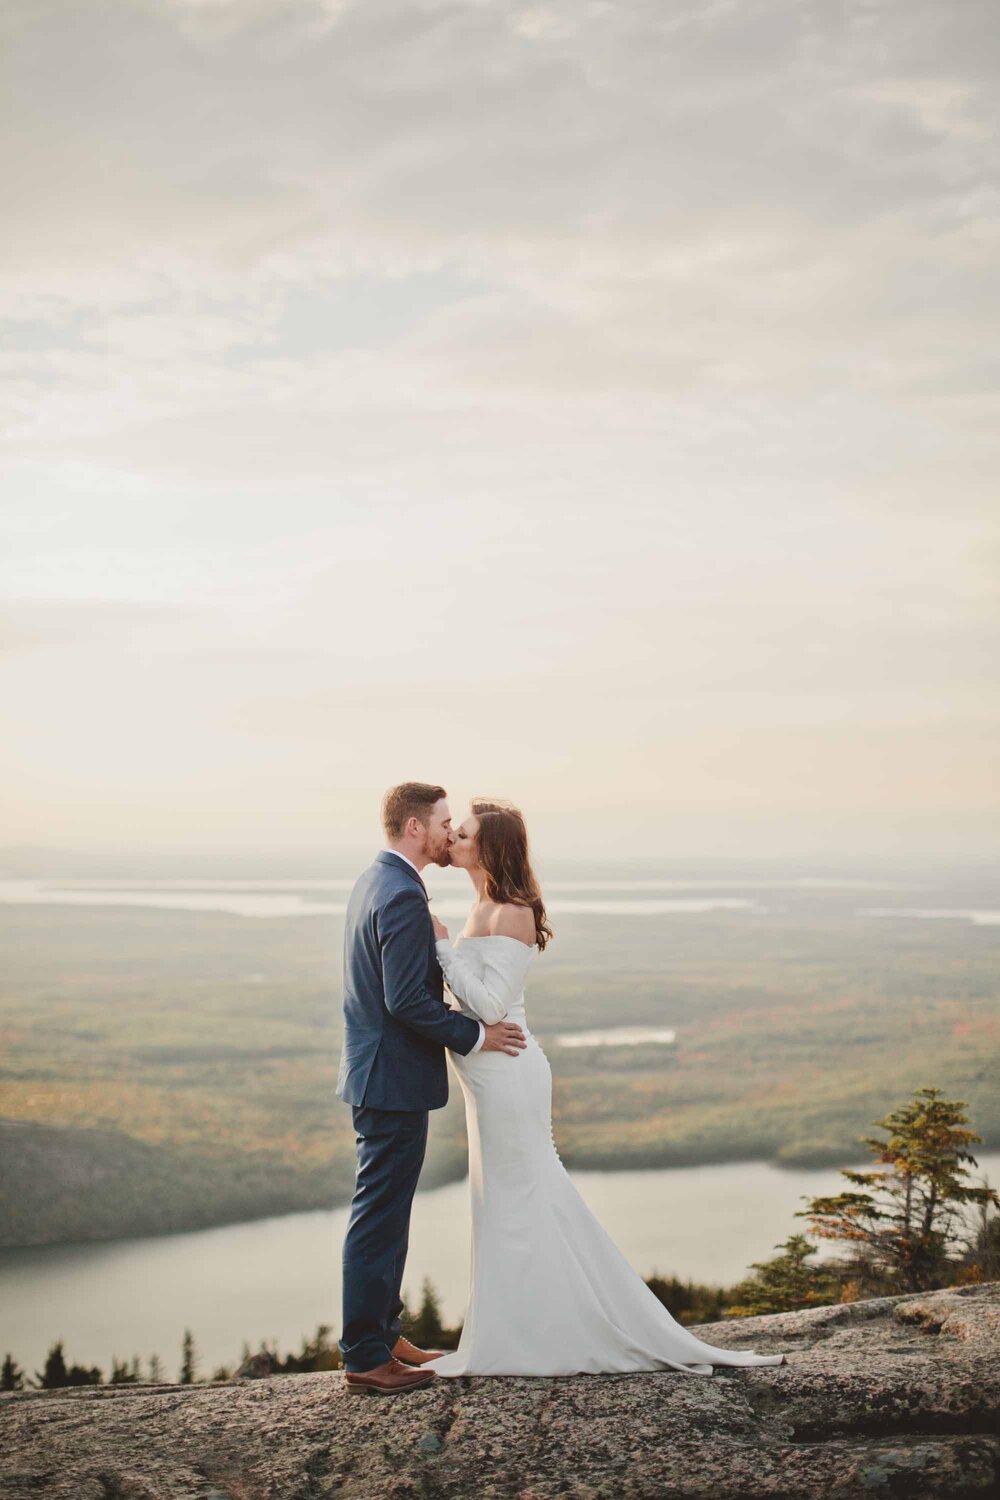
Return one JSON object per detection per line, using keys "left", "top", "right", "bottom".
{"left": 2, "top": 870, "right": 990, "bottom": 923}
{"left": 2, "top": 1151, "right": 998, "bottom": 1381}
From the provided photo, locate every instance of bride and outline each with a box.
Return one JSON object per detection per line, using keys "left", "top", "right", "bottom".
{"left": 427, "top": 798, "right": 788, "bottom": 1378}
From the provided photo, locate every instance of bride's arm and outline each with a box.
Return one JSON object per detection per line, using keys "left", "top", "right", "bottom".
{"left": 434, "top": 941, "right": 519, "bottom": 1024}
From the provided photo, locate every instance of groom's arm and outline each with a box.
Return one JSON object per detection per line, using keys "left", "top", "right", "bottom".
{"left": 378, "top": 890, "right": 482, "bottom": 1056}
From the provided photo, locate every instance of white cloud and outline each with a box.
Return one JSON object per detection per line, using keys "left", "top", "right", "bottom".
{"left": 1, "top": 0, "right": 997, "bottom": 856}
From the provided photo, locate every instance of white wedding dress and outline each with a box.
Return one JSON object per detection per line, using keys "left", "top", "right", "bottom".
{"left": 430, "top": 934, "right": 789, "bottom": 1378}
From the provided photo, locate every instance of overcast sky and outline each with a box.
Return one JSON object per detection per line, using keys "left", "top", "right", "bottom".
{"left": 1, "top": 0, "right": 997, "bottom": 864}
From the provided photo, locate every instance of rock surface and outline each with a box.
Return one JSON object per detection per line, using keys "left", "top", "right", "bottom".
{"left": 2, "top": 1282, "right": 998, "bottom": 1500}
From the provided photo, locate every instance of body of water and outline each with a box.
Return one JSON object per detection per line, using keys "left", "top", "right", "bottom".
{"left": 0, "top": 878, "right": 769, "bottom": 919}
{"left": 2, "top": 1152, "right": 997, "bottom": 1381}
{"left": 860, "top": 906, "right": 1000, "bottom": 926}
{"left": 0, "top": 873, "right": 970, "bottom": 923}
{"left": 556, "top": 1026, "right": 677, "bottom": 1048}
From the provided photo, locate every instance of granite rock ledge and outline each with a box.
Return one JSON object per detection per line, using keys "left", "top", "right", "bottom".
{"left": 2, "top": 1281, "right": 998, "bottom": 1500}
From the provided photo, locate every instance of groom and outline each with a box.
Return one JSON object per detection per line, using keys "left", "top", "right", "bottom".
{"left": 337, "top": 781, "right": 527, "bottom": 1395}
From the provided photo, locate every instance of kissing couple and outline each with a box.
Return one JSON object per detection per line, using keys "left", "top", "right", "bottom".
{"left": 337, "top": 782, "right": 788, "bottom": 1393}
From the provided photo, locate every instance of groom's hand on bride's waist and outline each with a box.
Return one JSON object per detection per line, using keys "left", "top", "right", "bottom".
{"left": 480, "top": 1020, "right": 527, "bottom": 1056}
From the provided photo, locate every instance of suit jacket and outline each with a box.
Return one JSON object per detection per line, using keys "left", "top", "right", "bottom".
{"left": 336, "top": 850, "right": 482, "bottom": 1111}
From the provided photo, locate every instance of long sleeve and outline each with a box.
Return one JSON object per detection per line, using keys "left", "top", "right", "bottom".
{"left": 435, "top": 938, "right": 531, "bottom": 1024}
{"left": 378, "top": 891, "right": 482, "bottom": 1055}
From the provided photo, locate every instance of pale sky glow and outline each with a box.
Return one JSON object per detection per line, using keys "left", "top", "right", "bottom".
{"left": 1, "top": 0, "right": 998, "bottom": 861}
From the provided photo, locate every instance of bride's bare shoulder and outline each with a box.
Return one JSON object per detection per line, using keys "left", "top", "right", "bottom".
{"left": 488, "top": 902, "right": 536, "bottom": 946}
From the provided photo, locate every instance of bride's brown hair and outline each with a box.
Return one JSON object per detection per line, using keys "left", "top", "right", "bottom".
{"left": 470, "top": 798, "right": 553, "bottom": 952}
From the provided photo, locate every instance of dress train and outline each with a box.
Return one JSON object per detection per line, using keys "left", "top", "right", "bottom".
{"left": 430, "top": 935, "right": 788, "bottom": 1378}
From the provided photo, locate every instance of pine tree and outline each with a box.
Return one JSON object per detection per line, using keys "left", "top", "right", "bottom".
{"left": 148, "top": 1353, "right": 164, "bottom": 1383}
{"left": 956, "top": 1169, "right": 1000, "bottom": 1284}
{"left": 724, "top": 1234, "right": 842, "bottom": 1317}
{"left": 796, "top": 1087, "right": 999, "bottom": 1294}
{"left": 406, "top": 1279, "right": 446, "bottom": 1349}
{"left": 33, "top": 1342, "right": 102, "bottom": 1388}
{"left": 180, "top": 1329, "right": 197, "bottom": 1385}
{"left": 645, "top": 1274, "right": 728, "bottom": 1326}
{"left": 35, "top": 1341, "right": 68, "bottom": 1389}
{"left": 2, "top": 1353, "right": 24, "bottom": 1391}
{"left": 109, "top": 1356, "right": 141, "bottom": 1384}
{"left": 297, "top": 1323, "right": 340, "bottom": 1372}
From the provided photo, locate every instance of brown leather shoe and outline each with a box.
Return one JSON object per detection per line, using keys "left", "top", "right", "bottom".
{"left": 343, "top": 1358, "right": 436, "bottom": 1396}
{"left": 392, "top": 1335, "right": 446, "bottom": 1367}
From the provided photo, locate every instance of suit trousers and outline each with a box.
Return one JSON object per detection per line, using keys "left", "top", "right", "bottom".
{"left": 339, "top": 1104, "right": 430, "bottom": 1373}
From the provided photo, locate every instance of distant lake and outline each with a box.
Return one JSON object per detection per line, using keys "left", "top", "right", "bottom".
{"left": 0, "top": 877, "right": 769, "bottom": 919}
{"left": 557, "top": 1025, "right": 676, "bottom": 1048}
{"left": 860, "top": 906, "right": 1000, "bottom": 927}
{"left": 3, "top": 872, "right": 991, "bottom": 924}
{"left": 2, "top": 1152, "right": 998, "bottom": 1380}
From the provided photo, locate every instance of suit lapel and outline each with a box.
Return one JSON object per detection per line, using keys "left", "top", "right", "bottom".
{"left": 375, "top": 849, "right": 429, "bottom": 900}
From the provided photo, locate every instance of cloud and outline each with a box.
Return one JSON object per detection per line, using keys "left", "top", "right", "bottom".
{"left": 0, "top": 0, "right": 997, "bottom": 854}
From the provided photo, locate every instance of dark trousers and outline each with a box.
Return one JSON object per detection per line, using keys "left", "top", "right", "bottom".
{"left": 339, "top": 1104, "right": 429, "bottom": 1373}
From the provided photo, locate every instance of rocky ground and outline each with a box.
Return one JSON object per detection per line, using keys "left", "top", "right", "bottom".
{"left": 2, "top": 1282, "right": 998, "bottom": 1500}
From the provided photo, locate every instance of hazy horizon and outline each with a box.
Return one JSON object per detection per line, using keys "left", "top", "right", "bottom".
{"left": 2, "top": 841, "right": 997, "bottom": 880}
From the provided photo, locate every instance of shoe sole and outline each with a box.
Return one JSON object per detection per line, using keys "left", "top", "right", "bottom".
{"left": 344, "top": 1375, "right": 435, "bottom": 1396}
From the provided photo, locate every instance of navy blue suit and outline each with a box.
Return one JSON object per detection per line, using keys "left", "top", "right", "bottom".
{"left": 337, "top": 850, "right": 481, "bottom": 1371}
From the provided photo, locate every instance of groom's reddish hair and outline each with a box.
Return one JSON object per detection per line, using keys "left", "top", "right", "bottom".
{"left": 382, "top": 782, "right": 447, "bottom": 839}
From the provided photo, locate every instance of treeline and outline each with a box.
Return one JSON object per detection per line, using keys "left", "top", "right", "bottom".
{"left": 0, "top": 1117, "right": 346, "bottom": 1253}
{"left": 1, "top": 1323, "right": 344, "bottom": 1392}
{"left": 4, "top": 1088, "right": 997, "bottom": 1391}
